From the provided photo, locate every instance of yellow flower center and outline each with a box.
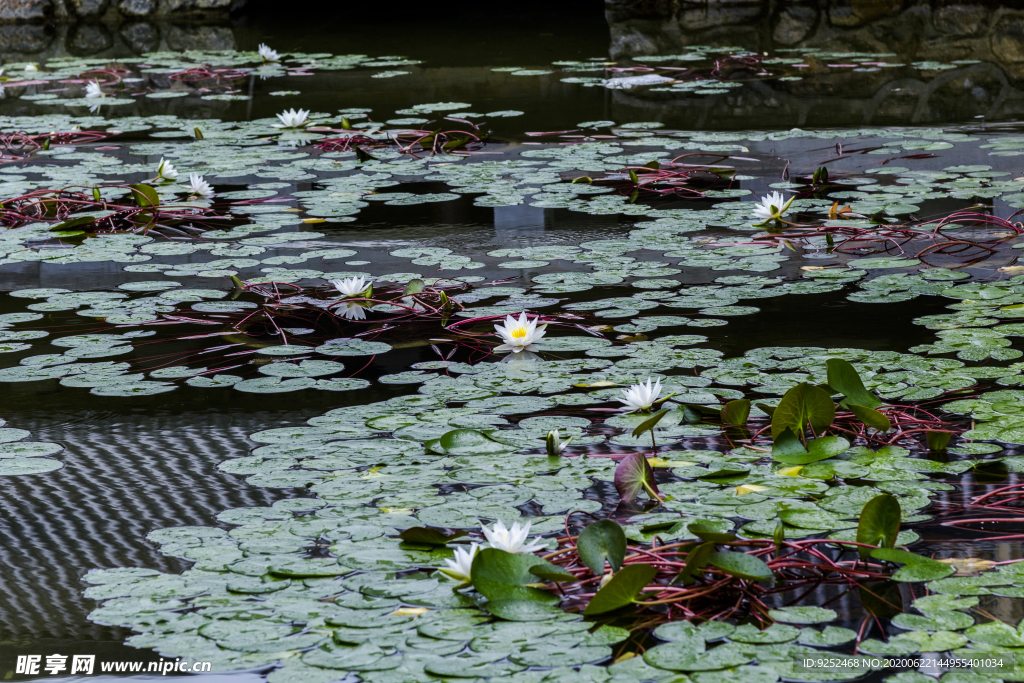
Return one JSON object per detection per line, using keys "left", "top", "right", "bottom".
{"left": 510, "top": 326, "right": 528, "bottom": 339}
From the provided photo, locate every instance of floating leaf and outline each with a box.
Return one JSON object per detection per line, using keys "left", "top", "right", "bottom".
{"left": 397, "top": 527, "right": 468, "bottom": 546}
{"left": 707, "top": 551, "right": 773, "bottom": 581}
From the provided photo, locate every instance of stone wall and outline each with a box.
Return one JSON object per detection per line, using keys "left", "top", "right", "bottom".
{"left": 0, "top": 0, "right": 242, "bottom": 23}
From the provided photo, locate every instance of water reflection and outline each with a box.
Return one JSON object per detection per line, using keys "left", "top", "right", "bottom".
{"left": 606, "top": 0, "right": 1024, "bottom": 128}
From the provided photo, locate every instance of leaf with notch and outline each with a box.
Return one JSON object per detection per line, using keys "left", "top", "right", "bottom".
{"left": 771, "top": 383, "right": 835, "bottom": 438}
{"left": 528, "top": 558, "right": 575, "bottom": 582}
{"left": 470, "top": 548, "right": 559, "bottom": 604}
{"left": 577, "top": 519, "right": 626, "bottom": 575}
{"left": 614, "top": 453, "right": 660, "bottom": 502}
{"left": 583, "top": 563, "right": 657, "bottom": 615}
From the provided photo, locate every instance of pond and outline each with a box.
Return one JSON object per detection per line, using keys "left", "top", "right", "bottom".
{"left": 4, "top": 2, "right": 1024, "bottom": 682}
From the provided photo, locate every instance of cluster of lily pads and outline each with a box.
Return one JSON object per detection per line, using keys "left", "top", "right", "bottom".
{"left": 1, "top": 45, "right": 1024, "bottom": 683}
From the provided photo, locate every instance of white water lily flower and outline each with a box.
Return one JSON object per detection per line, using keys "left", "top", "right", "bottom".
{"left": 481, "top": 520, "right": 546, "bottom": 554}
{"left": 752, "top": 190, "right": 794, "bottom": 223}
{"left": 24, "top": 64, "right": 37, "bottom": 72}
{"left": 331, "top": 276, "right": 370, "bottom": 297}
{"left": 85, "top": 81, "right": 104, "bottom": 98}
{"left": 494, "top": 311, "right": 546, "bottom": 354}
{"left": 155, "top": 157, "right": 178, "bottom": 181}
{"left": 337, "top": 302, "right": 368, "bottom": 320}
{"left": 618, "top": 377, "right": 663, "bottom": 413}
{"left": 546, "top": 429, "right": 573, "bottom": 456}
{"left": 439, "top": 543, "right": 479, "bottom": 584}
{"left": 275, "top": 108, "right": 310, "bottom": 129}
{"left": 184, "top": 173, "right": 213, "bottom": 197}
{"left": 258, "top": 43, "right": 280, "bottom": 63}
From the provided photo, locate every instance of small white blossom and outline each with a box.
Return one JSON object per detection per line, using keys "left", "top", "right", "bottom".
{"left": 155, "top": 157, "right": 178, "bottom": 181}
{"left": 618, "top": 377, "right": 663, "bottom": 413}
{"left": 258, "top": 43, "right": 280, "bottom": 63}
{"left": 546, "top": 429, "right": 573, "bottom": 456}
{"left": 274, "top": 108, "right": 310, "bottom": 129}
{"left": 184, "top": 173, "right": 213, "bottom": 197}
{"left": 494, "top": 311, "right": 546, "bottom": 354}
{"left": 481, "top": 520, "right": 546, "bottom": 554}
{"left": 439, "top": 543, "right": 479, "bottom": 584}
{"left": 24, "top": 64, "right": 37, "bottom": 72}
{"left": 85, "top": 81, "right": 104, "bottom": 99}
{"left": 752, "top": 191, "right": 794, "bottom": 223}
{"left": 331, "top": 276, "right": 370, "bottom": 298}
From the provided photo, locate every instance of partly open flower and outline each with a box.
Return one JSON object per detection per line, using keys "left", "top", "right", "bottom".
{"left": 438, "top": 543, "right": 480, "bottom": 584}
{"left": 331, "top": 276, "right": 370, "bottom": 298}
{"left": 184, "top": 173, "right": 213, "bottom": 198}
{"left": 546, "top": 429, "right": 573, "bottom": 456}
{"left": 752, "top": 191, "right": 795, "bottom": 223}
{"left": 275, "top": 108, "right": 310, "bottom": 129}
{"left": 481, "top": 520, "right": 546, "bottom": 554}
{"left": 618, "top": 377, "right": 663, "bottom": 413}
{"left": 494, "top": 311, "right": 546, "bottom": 354}
{"left": 258, "top": 43, "right": 280, "bottom": 63}
{"left": 155, "top": 157, "right": 178, "bottom": 181}
{"left": 85, "top": 81, "right": 104, "bottom": 99}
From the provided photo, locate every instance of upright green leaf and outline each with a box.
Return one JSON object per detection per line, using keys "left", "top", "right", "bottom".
{"left": 720, "top": 399, "right": 751, "bottom": 426}
{"left": 577, "top": 519, "right": 627, "bottom": 575}
{"left": 856, "top": 494, "right": 901, "bottom": 560}
{"left": 631, "top": 408, "right": 669, "bottom": 439}
{"left": 674, "top": 542, "right": 713, "bottom": 585}
{"left": 583, "top": 564, "right": 657, "bottom": 615}
{"left": 771, "top": 383, "right": 835, "bottom": 438}
{"left": 826, "top": 358, "right": 881, "bottom": 408}
{"left": 614, "top": 453, "right": 660, "bottom": 502}
{"left": 926, "top": 431, "right": 951, "bottom": 451}
{"left": 130, "top": 184, "right": 160, "bottom": 208}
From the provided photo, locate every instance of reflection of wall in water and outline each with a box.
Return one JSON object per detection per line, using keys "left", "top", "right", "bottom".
{"left": 605, "top": 1, "right": 1024, "bottom": 126}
